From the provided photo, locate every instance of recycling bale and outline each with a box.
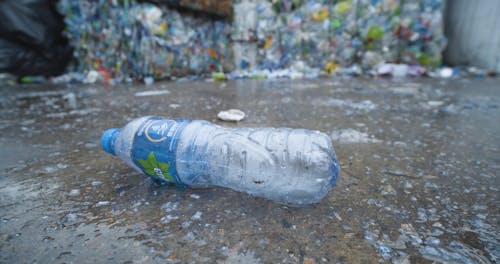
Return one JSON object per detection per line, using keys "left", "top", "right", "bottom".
{"left": 59, "top": 0, "right": 231, "bottom": 83}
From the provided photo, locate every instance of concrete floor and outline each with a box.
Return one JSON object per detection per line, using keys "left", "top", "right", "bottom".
{"left": 0, "top": 77, "right": 499, "bottom": 263}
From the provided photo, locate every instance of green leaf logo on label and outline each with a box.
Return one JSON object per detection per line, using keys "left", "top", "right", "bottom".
{"left": 137, "top": 152, "right": 175, "bottom": 182}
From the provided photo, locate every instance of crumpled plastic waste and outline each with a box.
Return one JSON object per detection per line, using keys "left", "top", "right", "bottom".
{"left": 375, "top": 63, "right": 426, "bottom": 78}
{"left": 52, "top": 0, "right": 497, "bottom": 83}
{"left": 232, "top": 0, "right": 447, "bottom": 77}
{"left": 58, "top": 0, "right": 231, "bottom": 84}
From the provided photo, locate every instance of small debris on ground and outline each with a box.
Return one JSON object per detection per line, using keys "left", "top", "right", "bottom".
{"left": 217, "top": 109, "right": 245, "bottom": 122}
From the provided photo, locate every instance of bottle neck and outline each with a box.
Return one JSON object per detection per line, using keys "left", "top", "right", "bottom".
{"left": 101, "top": 128, "right": 121, "bottom": 155}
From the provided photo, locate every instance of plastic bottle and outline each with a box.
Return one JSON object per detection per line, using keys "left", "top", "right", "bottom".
{"left": 101, "top": 116, "right": 339, "bottom": 205}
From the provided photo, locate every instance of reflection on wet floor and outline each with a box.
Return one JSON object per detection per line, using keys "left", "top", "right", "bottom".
{"left": 1, "top": 78, "right": 499, "bottom": 263}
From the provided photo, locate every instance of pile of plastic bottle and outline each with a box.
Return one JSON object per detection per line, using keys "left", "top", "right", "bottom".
{"left": 58, "top": 0, "right": 231, "bottom": 84}
{"left": 232, "top": 0, "right": 446, "bottom": 77}
{"left": 56, "top": 0, "right": 447, "bottom": 83}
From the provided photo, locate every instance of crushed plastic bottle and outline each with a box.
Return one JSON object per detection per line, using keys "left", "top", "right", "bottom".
{"left": 101, "top": 116, "right": 340, "bottom": 205}
{"left": 58, "top": 0, "right": 231, "bottom": 83}
{"left": 56, "top": 0, "right": 447, "bottom": 81}
{"left": 232, "top": 0, "right": 446, "bottom": 75}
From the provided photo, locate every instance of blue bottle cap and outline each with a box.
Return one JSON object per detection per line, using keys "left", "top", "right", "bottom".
{"left": 101, "top": 128, "right": 120, "bottom": 155}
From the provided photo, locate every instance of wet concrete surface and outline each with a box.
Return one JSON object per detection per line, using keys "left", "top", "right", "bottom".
{"left": 0, "top": 77, "right": 499, "bottom": 263}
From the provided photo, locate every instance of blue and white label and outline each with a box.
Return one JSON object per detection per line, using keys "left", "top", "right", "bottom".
{"left": 132, "top": 117, "right": 190, "bottom": 185}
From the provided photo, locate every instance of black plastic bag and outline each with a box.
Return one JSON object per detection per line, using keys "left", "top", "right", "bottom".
{"left": 0, "top": 0, "right": 72, "bottom": 77}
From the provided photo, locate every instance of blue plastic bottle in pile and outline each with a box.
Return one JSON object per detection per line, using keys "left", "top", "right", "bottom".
{"left": 101, "top": 116, "right": 339, "bottom": 205}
